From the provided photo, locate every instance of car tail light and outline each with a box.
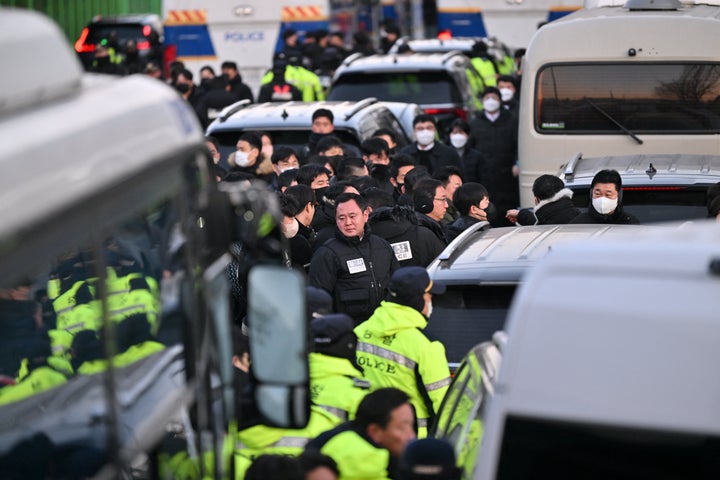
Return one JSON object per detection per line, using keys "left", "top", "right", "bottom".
{"left": 163, "top": 44, "right": 178, "bottom": 78}
{"left": 438, "top": 29, "right": 453, "bottom": 40}
{"left": 424, "top": 107, "right": 468, "bottom": 120}
{"left": 137, "top": 40, "right": 150, "bottom": 50}
{"left": 74, "top": 28, "right": 95, "bottom": 53}
{"left": 143, "top": 25, "right": 152, "bottom": 37}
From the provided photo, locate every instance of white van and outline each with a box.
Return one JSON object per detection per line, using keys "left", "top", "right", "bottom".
{"left": 0, "top": 8, "right": 307, "bottom": 478}
{"left": 472, "top": 221, "right": 720, "bottom": 478}
{"left": 517, "top": 0, "right": 720, "bottom": 207}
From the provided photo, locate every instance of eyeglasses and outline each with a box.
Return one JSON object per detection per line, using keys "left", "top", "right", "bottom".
{"left": 434, "top": 197, "right": 448, "bottom": 203}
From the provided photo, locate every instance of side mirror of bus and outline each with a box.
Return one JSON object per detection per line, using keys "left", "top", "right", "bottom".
{"left": 246, "top": 265, "right": 309, "bottom": 428}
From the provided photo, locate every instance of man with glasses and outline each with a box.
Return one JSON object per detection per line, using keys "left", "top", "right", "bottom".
{"left": 398, "top": 114, "right": 463, "bottom": 176}
{"left": 412, "top": 178, "right": 450, "bottom": 245}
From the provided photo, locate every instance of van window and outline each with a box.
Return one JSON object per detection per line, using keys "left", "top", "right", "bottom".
{"left": 570, "top": 185, "right": 710, "bottom": 223}
{"left": 427, "top": 285, "right": 515, "bottom": 365}
{"left": 328, "top": 71, "right": 464, "bottom": 105}
{"left": 497, "top": 416, "right": 720, "bottom": 478}
{"left": 536, "top": 63, "right": 720, "bottom": 133}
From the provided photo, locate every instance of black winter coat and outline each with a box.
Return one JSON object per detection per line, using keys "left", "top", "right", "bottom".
{"left": 308, "top": 227, "right": 399, "bottom": 325}
{"left": 469, "top": 110, "right": 519, "bottom": 209}
{"left": 415, "top": 213, "right": 449, "bottom": 245}
{"left": 570, "top": 201, "right": 640, "bottom": 225}
{"left": 369, "top": 206, "right": 446, "bottom": 268}
{"left": 447, "top": 215, "right": 484, "bottom": 242}
{"left": 516, "top": 189, "right": 580, "bottom": 225}
{"left": 398, "top": 142, "right": 463, "bottom": 176}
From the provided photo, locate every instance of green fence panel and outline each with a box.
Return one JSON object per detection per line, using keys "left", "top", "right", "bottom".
{"left": 0, "top": 0, "right": 161, "bottom": 43}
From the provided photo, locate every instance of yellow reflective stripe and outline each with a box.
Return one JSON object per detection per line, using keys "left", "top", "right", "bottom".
{"left": 109, "top": 304, "right": 148, "bottom": 317}
{"left": 425, "top": 377, "right": 451, "bottom": 392}
{"left": 236, "top": 436, "right": 308, "bottom": 450}
{"left": 357, "top": 342, "right": 417, "bottom": 370}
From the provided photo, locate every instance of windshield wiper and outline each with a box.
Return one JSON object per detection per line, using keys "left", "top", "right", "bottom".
{"left": 586, "top": 98, "right": 643, "bottom": 145}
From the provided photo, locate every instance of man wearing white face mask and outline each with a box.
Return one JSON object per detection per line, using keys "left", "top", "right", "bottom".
{"left": 497, "top": 75, "right": 519, "bottom": 113}
{"left": 229, "top": 132, "right": 275, "bottom": 184}
{"left": 570, "top": 169, "right": 640, "bottom": 224}
{"left": 398, "top": 114, "right": 463, "bottom": 177}
{"left": 446, "top": 118, "right": 485, "bottom": 184}
{"left": 469, "top": 87, "right": 520, "bottom": 226}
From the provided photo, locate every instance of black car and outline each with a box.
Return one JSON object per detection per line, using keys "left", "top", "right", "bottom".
{"left": 74, "top": 14, "right": 164, "bottom": 71}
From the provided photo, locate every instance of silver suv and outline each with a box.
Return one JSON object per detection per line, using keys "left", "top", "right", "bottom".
{"left": 326, "top": 51, "right": 483, "bottom": 137}
{"left": 206, "top": 99, "right": 420, "bottom": 166}
{"left": 426, "top": 222, "right": 655, "bottom": 369}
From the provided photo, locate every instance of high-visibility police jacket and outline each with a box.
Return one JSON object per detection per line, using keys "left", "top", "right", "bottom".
{"left": 113, "top": 340, "right": 165, "bottom": 368}
{"left": 471, "top": 57, "right": 498, "bottom": 88}
{"left": 354, "top": 301, "right": 451, "bottom": 437}
{"left": 306, "top": 425, "right": 392, "bottom": 480}
{"left": 261, "top": 66, "right": 325, "bottom": 102}
{"left": 309, "top": 352, "right": 370, "bottom": 434}
{"left": 234, "top": 424, "right": 314, "bottom": 478}
{"left": 0, "top": 364, "right": 67, "bottom": 405}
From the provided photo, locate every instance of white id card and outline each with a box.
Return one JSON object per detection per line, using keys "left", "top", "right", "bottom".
{"left": 346, "top": 258, "right": 367, "bottom": 274}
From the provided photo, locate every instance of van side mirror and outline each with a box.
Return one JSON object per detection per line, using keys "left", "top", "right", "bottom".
{"left": 246, "top": 265, "right": 309, "bottom": 428}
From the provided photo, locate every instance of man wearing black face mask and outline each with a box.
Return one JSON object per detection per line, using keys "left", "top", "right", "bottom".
{"left": 303, "top": 109, "right": 336, "bottom": 159}
{"left": 389, "top": 155, "right": 417, "bottom": 202}
{"left": 174, "top": 68, "right": 203, "bottom": 115}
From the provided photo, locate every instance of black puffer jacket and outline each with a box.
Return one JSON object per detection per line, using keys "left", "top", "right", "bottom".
{"left": 516, "top": 188, "right": 581, "bottom": 225}
{"left": 415, "top": 212, "right": 449, "bottom": 245}
{"left": 570, "top": 200, "right": 640, "bottom": 225}
{"left": 369, "top": 206, "right": 446, "bottom": 268}
{"left": 308, "top": 226, "right": 399, "bottom": 325}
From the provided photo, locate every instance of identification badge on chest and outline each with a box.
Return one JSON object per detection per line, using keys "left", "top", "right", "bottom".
{"left": 346, "top": 258, "right": 367, "bottom": 274}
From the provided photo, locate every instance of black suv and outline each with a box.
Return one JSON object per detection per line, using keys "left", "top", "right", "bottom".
{"left": 326, "top": 51, "right": 483, "bottom": 137}
{"left": 74, "top": 14, "right": 164, "bottom": 71}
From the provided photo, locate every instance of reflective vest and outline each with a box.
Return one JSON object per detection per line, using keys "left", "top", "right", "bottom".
{"left": 0, "top": 365, "right": 67, "bottom": 405}
{"left": 354, "top": 301, "right": 451, "bottom": 438}
{"left": 308, "top": 352, "right": 370, "bottom": 435}
{"left": 317, "top": 429, "right": 391, "bottom": 480}
{"left": 498, "top": 55, "right": 517, "bottom": 76}
{"left": 234, "top": 424, "right": 313, "bottom": 478}
{"left": 471, "top": 57, "right": 498, "bottom": 88}
{"left": 261, "top": 66, "right": 325, "bottom": 101}
{"left": 113, "top": 340, "right": 165, "bottom": 368}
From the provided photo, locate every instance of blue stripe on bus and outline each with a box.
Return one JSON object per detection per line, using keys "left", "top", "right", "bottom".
{"left": 165, "top": 25, "right": 216, "bottom": 57}
{"left": 438, "top": 12, "right": 487, "bottom": 37}
{"left": 548, "top": 10, "right": 577, "bottom": 22}
{"left": 382, "top": 4, "right": 397, "bottom": 21}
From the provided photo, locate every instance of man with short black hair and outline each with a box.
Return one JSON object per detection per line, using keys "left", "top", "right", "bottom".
{"left": 506, "top": 174, "right": 580, "bottom": 225}
{"left": 448, "top": 182, "right": 492, "bottom": 241}
{"left": 570, "top": 169, "right": 640, "bottom": 224}
{"left": 220, "top": 60, "right": 254, "bottom": 102}
{"left": 399, "top": 114, "right": 463, "bottom": 176}
{"left": 413, "top": 178, "right": 449, "bottom": 245}
{"left": 308, "top": 193, "right": 398, "bottom": 324}
{"left": 306, "top": 388, "right": 416, "bottom": 479}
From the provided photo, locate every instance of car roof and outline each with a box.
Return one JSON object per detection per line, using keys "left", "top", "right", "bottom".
{"left": 208, "top": 99, "right": 391, "bottom": 132}
{"left": 336, "top": 52, "right": 470, "bottom": 72}
{"left": 427, "top": 222, "right": 657, "bottom": 284}
{"left": 561, "top": 153, "right": 720, "bottom": 188}
{"left": 394, "top": 37, "right": 478, "bottom": 53}
{"left": 88, "top": 14, "right": 161, "bottom": 26}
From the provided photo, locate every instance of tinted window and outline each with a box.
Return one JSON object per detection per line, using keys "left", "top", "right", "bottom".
{"left": 328, "top": 71, "right": 463, "bottom": 105}
{"left": 428, "top": 285, "right": 515, "bottom": 364}
{"left": 570, "top": 186, "right": 710, "bottom": 223}
{"left": 86, "top": 24, "right": 148, "bottom": 46}
{"left": 497, "top": 416, "right": 720, "bottom": 479}
{"left": 536, "top": 63, "right": 720, "bottom": 133}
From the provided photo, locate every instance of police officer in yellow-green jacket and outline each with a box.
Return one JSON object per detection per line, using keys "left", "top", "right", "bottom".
{"left": 354, "top": 266, "right": 451, "bottom": 439}
{"left": 305, "top": 388, "right": 416, "bottom": 480}
{"left": 470, "top": 40, "right": 498, "bottom": 89}
{"left": 261, "top": 52, "right": 325, "bottom": 102}
{"left": 234, "top": 312, "right": 370, "bottom": 478}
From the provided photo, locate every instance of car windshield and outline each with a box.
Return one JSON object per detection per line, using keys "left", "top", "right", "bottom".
{"left": 570, "top": 185, "right": 711, "bottom": 223}
{"left": 86, "top": 24, "right": 148, "bottom": 46}
{"left": 536, "top": 63, "right": 720, "bottom": 133}
{"left": 328, "top": 71, "right": 463, "bottom": 105}
{"left": 427, "top": 285, "right": 515, "bottom": 366}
